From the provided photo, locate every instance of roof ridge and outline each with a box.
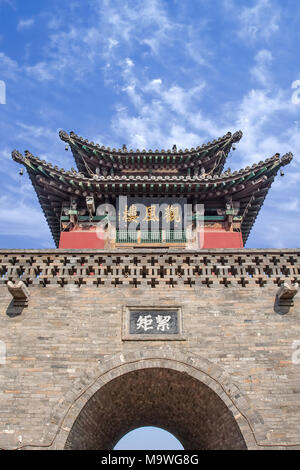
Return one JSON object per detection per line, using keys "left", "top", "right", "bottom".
{"left": 59, "top": 129, "right": 243, "bottom": 155}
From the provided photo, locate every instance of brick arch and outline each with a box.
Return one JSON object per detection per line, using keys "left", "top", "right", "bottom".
{"left": 48, "top": 349, "right": 264, "bottom": 450}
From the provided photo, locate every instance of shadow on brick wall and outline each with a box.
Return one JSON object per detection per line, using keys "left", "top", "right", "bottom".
{"left": 6, "top": 299, "right": 27, "bottom": 318}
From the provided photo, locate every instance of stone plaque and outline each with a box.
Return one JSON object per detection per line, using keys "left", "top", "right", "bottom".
{"left": 122, "top": 306, "right": 185, "bottom": 341}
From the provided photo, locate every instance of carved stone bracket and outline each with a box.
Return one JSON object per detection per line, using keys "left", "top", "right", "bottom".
{"left": 275, "top": 282, "right": 298, "bottom": 315}
{"left": 7, "top": 281, "right": 30, "bottom": 307}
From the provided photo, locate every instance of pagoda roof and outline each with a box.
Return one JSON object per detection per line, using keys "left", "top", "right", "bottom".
{"left": 12, "top": 145, "right": 293, "bottom": 247}
{"left": 59, "top": 129, "right": 243, "bottom": 177}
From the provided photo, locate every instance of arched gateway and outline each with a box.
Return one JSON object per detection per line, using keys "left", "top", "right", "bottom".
{"left": 49, "top": 351, "right": 260, "bottom": 450}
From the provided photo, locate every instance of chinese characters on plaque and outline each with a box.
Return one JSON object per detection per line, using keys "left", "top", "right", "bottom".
{"left": 117, "top": 197, "right": 186, "bottom": 230}
{"left": 122, "top": 204, "right": 181, "bottom": 224}
{"left": 129, "top": 310, "right": 179, "bottom": 335}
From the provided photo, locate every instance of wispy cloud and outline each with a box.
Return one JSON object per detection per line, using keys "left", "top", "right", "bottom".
{"left": 0, "top": 0, "right": 16, "bottom": 8}
{"left": 238, "top": 0, "right": 280, "bottom": 42}
{"left": 22, "top": 0, "right": 202, "bottom": 84}
{"left": 112, "top": 65, "right": 213, "bottom": 150}
{"left": 250, "top": 49, "right": 273, "bottom": 87}
{"left": 277, "top": 198, "right": 300, "bottom": 212}
{"left": 17, "top": 17, "right": 35, "bottom": 31}
{"left": 0, "top": 51, "right": 18, "bottom": 80}
{"left": 25, "top": 61, "right": 53, "bottom": 81}
{"left": 224, "top": 87, "right": 297, "bottom": 167}
{"left": 0, "top": 194, "right": 50, "bottom": 239}
{"left": 0, "top": 154, "right": 51, "bottom": 240}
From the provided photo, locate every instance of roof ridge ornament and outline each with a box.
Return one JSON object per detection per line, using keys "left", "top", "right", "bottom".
{"left": 11, "top": 149, "right": 24, "bottom": 162}
{"left": 281, "top": 152, "right": 293, "bottom": 165}
{"left": 232, "top": 130, "right": 243, "bottom": 142}
{"left": 59, "top": 130, "right": 70, "bottom": 142}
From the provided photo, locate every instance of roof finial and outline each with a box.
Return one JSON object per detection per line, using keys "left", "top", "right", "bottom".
{"left": 59, "top": 130, "right": 70, "bottom": 142}
{"left": 281, "top": 152, "right": 293, "bottom": 165}
{"left": 232, "top": 130, "right": 243, "bottom": 143}
{"left": 172, "top": 144, "right": 177, "bottom": 152}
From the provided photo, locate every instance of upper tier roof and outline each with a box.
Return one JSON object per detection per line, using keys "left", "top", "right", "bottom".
{"left": 59, "top": 129, "right": 243, "bottom": 177}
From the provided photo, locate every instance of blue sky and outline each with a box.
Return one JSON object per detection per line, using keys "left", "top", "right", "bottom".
{"left": 0, "top": 0, "right": 299, "bottom": 250}
{"left": 114, "top": 426, "right": 183, "bottom": 450}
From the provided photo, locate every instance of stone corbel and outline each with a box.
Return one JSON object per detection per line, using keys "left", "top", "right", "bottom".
{"left": 274, "top": 282, "right": 298, "bottom": 315}
{"left": 7, "top": 281, "right": 30, "bottom": 308}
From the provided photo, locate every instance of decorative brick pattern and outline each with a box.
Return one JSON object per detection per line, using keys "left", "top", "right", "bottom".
{"left": 0, "top": 248, "right": 299, "bottom": 289}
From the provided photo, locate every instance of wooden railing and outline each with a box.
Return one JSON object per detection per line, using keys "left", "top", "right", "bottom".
{"left": 116, "top": 230, "right": 186, "bottom": 244}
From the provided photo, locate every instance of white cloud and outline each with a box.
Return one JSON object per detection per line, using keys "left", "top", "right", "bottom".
{"left": 250, "top": 49, "right": 273, "bottom": 87}
{"left": 160, "top": 84, "right": 206, "bottom": 116}
{"left": 122, "top": 84, "right": 144, "bottom": 109}
{"left": 108, "top": 38, "right": 119, "bottom": 49}
{"left": 21, "top": 0, "right": 186, "bottom": 83}
{"left": 0, "top": 148, "right": 21, "bottom": 181}
{"left": 16, "top": 122, "right": 57, "bottom": 140}
{"left": 277, "top": 198, "right": 300, "bottom": 212}
{"left": 25, "top": 61, "right": 53, "bottom": 81}
{"left": 0, "top": 163, "right": 52, "bottom": 241}
{"left": 124, "top": 57, "right": 134, "bottom": 68}
{"left": 12, "top": 123, "right": 74, "bottom": 168}
{"left": 17, "top": 18, "right": 35, "bottom": 31}
{"left": 224, "top": 87, "right": 296, "bottom": 167}
{"left": 185, "top": 41, "right": 211, "bottom": 68}
{"left": 148, "top": 78, "right": 162, "bottom": 88}
{"left": 238, "top": 0, "right": 280, "bottom": 42}
{"left": 0, "top": 195, "right": 50, "bottom": 238}
{"left": 98, "top": 0, "right": 176, "bottom": 55}
{"left": 112, "top": 75, "right": 215, "bottom": 150}
{"left": 0, "top": 51, "right": 18, "bottom": 80}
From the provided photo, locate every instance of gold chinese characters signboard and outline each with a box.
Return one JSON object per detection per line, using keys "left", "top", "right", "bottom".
{"left": 117, "top": 197, "right": 186, "bottom": 229}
